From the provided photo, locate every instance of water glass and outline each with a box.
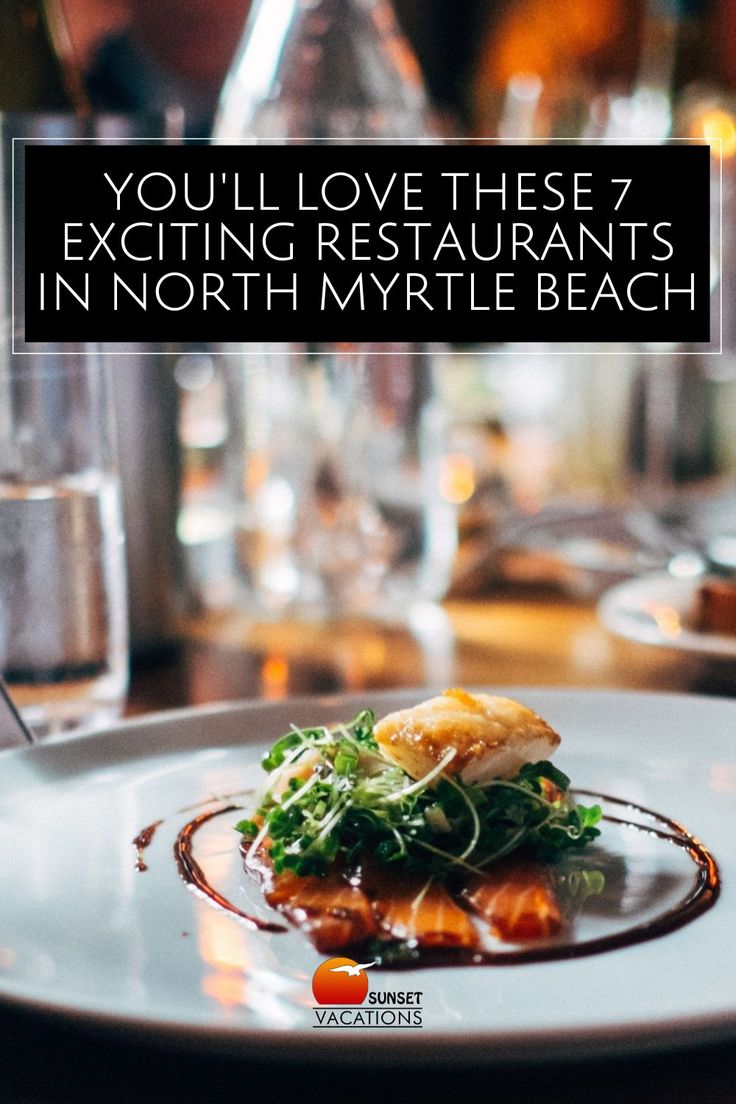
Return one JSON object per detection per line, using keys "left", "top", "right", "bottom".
{"left": 227, "top": 348, "right": 457, "bottom": 620}
{"left": 0, "top": 346, "right": 128, "bottom": 736}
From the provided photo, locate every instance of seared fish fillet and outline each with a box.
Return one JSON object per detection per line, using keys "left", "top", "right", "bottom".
{"left": 374, "top": 688, "right": 560, "bottom": 784}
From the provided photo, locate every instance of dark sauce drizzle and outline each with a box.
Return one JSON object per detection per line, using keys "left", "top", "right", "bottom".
{"left": 133, "top": 792, "right": 254, "bottom": 872}
{"left": 171, "top": 795, "right": 720, "bottom": 968}
{"left": 173, "top": 805, "right": 287, "bottom": 933}
{"left": 132, "top": 819, "right": 164, "bottom": 872}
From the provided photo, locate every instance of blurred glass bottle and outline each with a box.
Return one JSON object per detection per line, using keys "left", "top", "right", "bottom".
{"left": 0, "top": 3, "right": 184, "bottom": 657}
{"left": 211, "top": 0, "right": 455, "bottom": 620}
{"left": 230, "top": 347, "right": 456, "bottom": 619}
{"left": 0, "top": 340, "right": 129, "bottom": 736}
{"left": 214, "top": 0, "right": 431, "bottom": 141}
{"left": 0, "top": 16, "right": 130, "bottom": 730}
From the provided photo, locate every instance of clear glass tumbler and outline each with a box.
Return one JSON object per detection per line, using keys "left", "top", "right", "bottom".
{"left": 0, "top": 342, "right": 129, "bottom": 735}
{"left": 228, "top": 347, "right": 457, "bottom": 620}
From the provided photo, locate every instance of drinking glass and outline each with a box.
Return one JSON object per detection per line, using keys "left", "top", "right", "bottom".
{"left": 227, "top": 347, "right": 457, "bottom": 620}
{"left": 0, "top": 342, "right": 128, "bottom": 735}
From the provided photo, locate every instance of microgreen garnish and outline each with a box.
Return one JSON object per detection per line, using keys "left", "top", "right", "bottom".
{"left": 238, "top": 711, "right": 601, "bottom": 879}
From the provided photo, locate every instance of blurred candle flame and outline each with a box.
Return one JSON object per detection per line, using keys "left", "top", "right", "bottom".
{"left": 439, "top": 453, "right": 476, "bottom": 504}
{"left": 261, "top": 654, "right": 289, "bottom": 699}
{"left": 652, "top": 604, "right": 682, "bottom": 638}
{"left": 699, "top": 109, "right": 736, "bottom": 160}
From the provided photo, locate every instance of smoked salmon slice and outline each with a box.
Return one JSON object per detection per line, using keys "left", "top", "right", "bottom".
{"left": 244, "top": 845, "right": 560, "bottom": 952}
{"left": 245, "top": 845, "right": 377, "bottom": 953}
{"left": 358, "top": 862, "right": 479, "bottom": 949}
{"left": 463, "top": 860, "right": 562, "bottom": 942}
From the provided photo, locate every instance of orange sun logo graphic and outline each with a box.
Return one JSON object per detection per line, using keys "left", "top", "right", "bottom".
{"left": 311, "top": 957, "right": 376, "bottom": 1005}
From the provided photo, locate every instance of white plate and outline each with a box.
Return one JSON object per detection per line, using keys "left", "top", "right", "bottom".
{"left": 0, "top": 689, "right": 735, "bottom": 1063}
{"left": 598, "top": 572, "right": 736, "bottom": 659}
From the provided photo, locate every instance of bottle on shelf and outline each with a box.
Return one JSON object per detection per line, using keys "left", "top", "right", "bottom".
{"left": 212, "top": 0, "right": 454, "bottom": 620}
{"left": 214, "top": 0, "right": 431, "bottom": 142}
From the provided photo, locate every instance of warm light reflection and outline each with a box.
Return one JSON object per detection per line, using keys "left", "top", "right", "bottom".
{"left": 261, "top": 654, "right": 290, "bottom": 699}
{"left": 481, "top": 0, "right": 619, "bottom": 85}
{"left": 570, "top": 626, "right": 612, "bottom": 670}
{"left": 189, "top": 819, "right": 303, "bottom": 1025}
{"left": 439, "top": 453, "right": 476, "bottom": 504}
{"left": 202, "top": 966, "right": 248, "bottom": 1008}
{"left": 0, "top": 946, "right": 16, "bottom": 970}
{"left": 198, "top": 906, "right": 250, "bottom": 1009}
{"left": 245, "top": 450, "right": 269, "bottom": 495}
{"left": 340, "top": 633, "right": 388, "bottom": 689}
{"left": 196, "top": 823, "right": 252, "bottom": 1012}
{"left": 709, "top": 763, "right": 736, "bottom": 794}
{"left": 651, "top": 604, "right": 682, "bottom": 638}
{"left": 700, "top": 109, "right": 736, "bottom": 160}
{"left": 361, "top": 636, "right": 388, "bottom": 673}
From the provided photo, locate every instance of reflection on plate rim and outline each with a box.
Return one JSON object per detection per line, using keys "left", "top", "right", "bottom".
{"left": 598, "top": 572, "right": 736, "bottom": 659}
{"left": 1, "top": 687, "right": 735, "bottom": 1064}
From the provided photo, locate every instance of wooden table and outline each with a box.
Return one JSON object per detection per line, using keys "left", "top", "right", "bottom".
{"left": 128, "top": 592, "right": 735, "bottom": 714}
{"left": 4, "top": 590, "right": 735, "bottom": 1104}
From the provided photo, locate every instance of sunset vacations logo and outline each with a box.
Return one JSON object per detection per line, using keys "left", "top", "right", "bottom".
{"left": 311, "top": 957, "right": 423, "bottom": 1028}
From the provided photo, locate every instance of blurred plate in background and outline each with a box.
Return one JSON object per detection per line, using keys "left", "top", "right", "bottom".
{"left": 599, "top": 572, "right": 736, "bottom": 659}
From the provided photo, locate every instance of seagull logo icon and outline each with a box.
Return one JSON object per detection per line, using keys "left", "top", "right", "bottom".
{"left": 329, "top": 960, "right": 377, "bottom": 977}
{"left": 312, "top": 957, "right": 375, "bottom": 1004}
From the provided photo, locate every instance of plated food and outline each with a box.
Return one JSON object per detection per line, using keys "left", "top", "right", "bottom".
{"left": 693, "top": 576, "right": 736, "bottom": 636}
{"left": 0, "top": 689, "right": 730, "bottom": 1055}
{"left": 168, "top": 689, "right": 719, "bottom": 971}
{"left": 233, "top": 688, "right": 603, "bottom": 961}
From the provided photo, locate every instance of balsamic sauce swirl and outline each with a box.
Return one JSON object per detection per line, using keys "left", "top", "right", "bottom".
{"left": 173, "top": 805, "right": 287, "bottom": 933}
{"left": 165, "top": 793, "right": 720, "bottom": 968}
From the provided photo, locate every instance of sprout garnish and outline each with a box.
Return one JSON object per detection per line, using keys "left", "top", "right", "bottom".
{"left": 236, "top": 710, "right": 601, "bottom": 879}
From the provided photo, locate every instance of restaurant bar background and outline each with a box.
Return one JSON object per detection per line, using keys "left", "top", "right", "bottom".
{"left": 1, "top": 0, "right": 735, "bottom": 712}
